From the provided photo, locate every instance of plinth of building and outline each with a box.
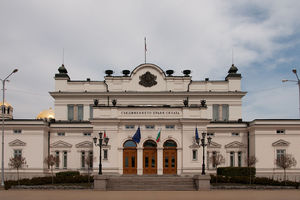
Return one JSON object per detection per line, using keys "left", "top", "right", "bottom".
{"left": 94, "top": 175, "right": 109, "bottom": 190}
{"left": 193, "top": 175, "right": 211, "bottom": 190}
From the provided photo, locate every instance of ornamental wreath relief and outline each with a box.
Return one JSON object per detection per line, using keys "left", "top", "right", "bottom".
{"left": 139, "top": 71, "right": 157, "bottom": 87}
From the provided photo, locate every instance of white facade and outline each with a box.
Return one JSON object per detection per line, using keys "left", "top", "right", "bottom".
{"left": 1, "top": 63, "right": 300, "bottom": 180}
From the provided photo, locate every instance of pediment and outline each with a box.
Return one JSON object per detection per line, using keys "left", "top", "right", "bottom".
{"left": 225, "top": 141, "right": 246, "bottom": 148}
{"left": 189, "top": 143, "right": 200, "bottom": 149}
{"left": 9, "top": 139, "right": 26, "bottom": 147}
{"left": 208, "top": 141, "right": 221, "bottom": 148}
{"left": 75, "top": 141, "right": 93, "bottom": 148}
{"left": 50, "top": 140, "right": 72, "bottom": 148}
{"left": 272, "top": 139, "right": 289, "bottom": 147}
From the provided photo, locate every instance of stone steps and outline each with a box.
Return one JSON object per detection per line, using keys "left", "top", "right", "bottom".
{"left": 106, "top": 176, "right": 196, "bottom": 191}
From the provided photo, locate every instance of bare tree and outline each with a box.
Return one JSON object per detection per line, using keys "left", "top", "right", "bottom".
{"left": 44, "top": 154, "right": 60, "bottom": 184}
{"left": 275, "top": 154, "right": 297, "bottom": 184}
{"left": 84, "top": 155, "right": 95, "bottom": 184}
{"left": 245, "top": 156, "right": 258, "bottom": 184}
{"left": 209, "top": 153, "right": 225, "bottom": 183}
{"left": 8, "top": 156, "right": 27, "bottom": 185}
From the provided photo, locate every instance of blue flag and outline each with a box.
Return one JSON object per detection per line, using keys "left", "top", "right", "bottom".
{"left": 132, "top": 127, "right": 141, "bottom": 143}
{"left": 195, "top": 127, "right": 199, "bottom": 141}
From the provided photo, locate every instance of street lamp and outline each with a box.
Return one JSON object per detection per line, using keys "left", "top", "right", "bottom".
{"left": 93, "top": 132, "right": 109, "bottom": 175}
{"left": 195, "top": 132, "right": 212, "bottom": 175}
{"left": 282, "top": 68, "right": 300, "bottom": 118}
{"left": 1, "top": 68, "right": 18, "bottom": 187}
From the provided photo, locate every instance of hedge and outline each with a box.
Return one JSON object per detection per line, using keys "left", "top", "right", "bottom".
{"left": 210, "top": 175, "right": 299, "bottom": 187}
{"left": 4, "top": 175, "right": 93, "bottom": 190}
{"left": 56, "top": 171, "right": 80, "bottom": 177}
{"left": 217, "top": 167, "right": 256, "bottom": 177}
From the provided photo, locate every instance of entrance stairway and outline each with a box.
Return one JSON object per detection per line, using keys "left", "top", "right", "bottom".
{"left": 106, "top": 175, "right": 196, "bottom": 191}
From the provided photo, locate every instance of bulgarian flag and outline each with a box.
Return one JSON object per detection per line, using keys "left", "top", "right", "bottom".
{"left": 156, "top": 129, "right": 161, "bottom": 142}
{"left": 104, "top": 131, "right": 107, "bottom": 138}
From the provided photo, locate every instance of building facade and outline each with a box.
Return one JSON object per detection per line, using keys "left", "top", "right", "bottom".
{"left": 1, "top": 63, "right": 300, "bottom": 180}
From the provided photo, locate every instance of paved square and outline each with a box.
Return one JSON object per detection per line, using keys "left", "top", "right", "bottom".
{"left": 0, "top": 190, "right": 299, "bottom": 200}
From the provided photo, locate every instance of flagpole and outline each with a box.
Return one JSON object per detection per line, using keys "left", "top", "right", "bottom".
{"left": 144, "top": 37, "right": 147, "bottom": 63}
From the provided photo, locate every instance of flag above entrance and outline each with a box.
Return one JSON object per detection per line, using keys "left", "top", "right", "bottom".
{"left": 132, "top": 127, "right": 141, "bottom": 143}
{"left": 156, "top": 129, "right": 161, "bottom": 142}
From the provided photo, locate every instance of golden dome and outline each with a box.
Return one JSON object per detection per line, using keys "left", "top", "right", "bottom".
{"left": 37, "top": 108, "right": 55, "bottom": 120}
{"left": 0, "top": 101, "right": 12, "bottom": 107}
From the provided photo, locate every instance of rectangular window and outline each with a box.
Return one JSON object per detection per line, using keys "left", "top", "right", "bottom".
{"left": 83, "top": 133, "right": 91, "bottom": 136}
{"left": 14, "top": 149, "right": 22, "bottom": 158}
{"left": 63, "top": 151, "right": 67, "bottom": 169}
{"left": 207, "top": 133, "right": 215, "bottom": 137}
{"left": 238, "top": 152, "right": 242, "bottom": 167}
{"left": 166, "top": 125, "right": 175, "bottom": 129}
{"left": 276, "top": 149, "right": 286, "bottom": 161}
{"left": 89, "top": 151, "right": 93, "bottom": 168}
{"left": 81, "top": 151, "right": 85, "bottom": 168}
{"left": 77, "top": 104, "right": 83, "bottom": 121}
{"left": 13, "top": 130, "right": 22, "bottom": 134}
{"left": 192, "top": 150, "right": 197, "bottom": 160}
{"left": 103, "top": 149, "right": 108, "bottom": 160}
{"left": 222, "top": 104, "right": 229, "bottom": 121}
{"left": 230, "top": 152, "right": 235, "bottom": 167}
{"left": 89, "top": 105, "right": 93, "bottom": 119}
{"left": 212, "top": 104, "right": 219, "bottom": 121}
{"left": 125, "top": 125, "right": 135, "bottom": 129}
{"left": 231, "top": 132, "right": 240, "bottom": 136}
{"left": 67, "top": 105, "right": 74, "bottom": 121}
{"left": 145, "top": 125, "right": 155, "bottom": 129}
{"left": 57, "top": 132, "right": 65, "bottom": 136}
{"left": 55, "top": 151, "right": 59, "bottom": 168}
{"left": 276, "top": 130, "right": 285, "bottom": 134}
{"left": 212, "top": 151, "right": 217, "bottom": 168}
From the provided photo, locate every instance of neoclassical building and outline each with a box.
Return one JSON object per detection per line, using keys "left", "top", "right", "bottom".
{"left": 1, "top": 63, "right": 300, "bottom": 180}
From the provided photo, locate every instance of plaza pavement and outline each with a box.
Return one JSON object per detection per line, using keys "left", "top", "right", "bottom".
{"left": 0, "top": 190, "right": 300, "bottom": 200}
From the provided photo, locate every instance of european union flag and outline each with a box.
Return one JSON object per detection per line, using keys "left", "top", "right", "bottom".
{"left": 195, "top": 127, "right": 199, "bottom": 141}
{"left": 132, "top": 127, "right": 141, "bottom": 143}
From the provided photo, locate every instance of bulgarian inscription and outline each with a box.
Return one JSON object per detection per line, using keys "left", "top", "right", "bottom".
{"left": 120, "top": 111, "right": 181, "bottom": 115}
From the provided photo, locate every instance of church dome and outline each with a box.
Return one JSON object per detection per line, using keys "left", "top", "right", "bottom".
{"left": 0, "top": 101, "right": 12, "bottom": 108}
{"left": 37, "top": 108, "right": 55, "bottom": 120}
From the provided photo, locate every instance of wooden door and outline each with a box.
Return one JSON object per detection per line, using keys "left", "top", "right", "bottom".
{"left": 163, "top": 149, "right": 177, "bottom": 174}
{"left": 123, "top": 149, "right": 137, "bottom": 174}
{"left": 143, "top": 148, "right": 157, "bottom": 174}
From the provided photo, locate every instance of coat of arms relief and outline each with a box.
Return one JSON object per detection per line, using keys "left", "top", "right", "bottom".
{"left": 139, "top": 71, "right": 157, "bottom": 87}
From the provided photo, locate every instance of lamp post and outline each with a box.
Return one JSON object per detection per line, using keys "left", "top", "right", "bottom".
{"left": 93, "top": 132, "right": 109, "bottom": 175}
{"left": 196, "top": 132, "right": 212, "bottom": 175}
{"left": 282, "top": 68, "right": 300, "bottom": 118}
{"left": 1, "top": 69, "right": 18, "bottom": 187}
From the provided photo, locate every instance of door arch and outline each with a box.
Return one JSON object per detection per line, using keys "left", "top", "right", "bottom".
{"left": 123, "top": 140, "right": 137, "bottom": 174}
{"left": 143, "top": 140, "right": 157, "bottom": 174}
{"left": 163, "top": 140, "right": 177, "bottom": 174}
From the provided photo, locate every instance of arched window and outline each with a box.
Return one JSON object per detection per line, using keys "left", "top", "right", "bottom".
{"left": 123, "top": 140, "right": 137, "bottom": 148}
{"left": 7, "top": 107, "right": 10, "bottom": 114}
{"left": 163, "top": 140, "right": 177, "bottom": 147}
{"left": 143, "top": 140, "right": 157, "bottom": 147}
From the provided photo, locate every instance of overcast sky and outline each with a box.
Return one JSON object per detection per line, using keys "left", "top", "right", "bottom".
{"left": 1, "top": 0, "right": 300, "bottom": 120}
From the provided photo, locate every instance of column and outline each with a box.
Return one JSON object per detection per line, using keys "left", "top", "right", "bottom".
{"left": 177, "top": 148, "right": 182, "bottom": 175}
{"left": 157, "top": 147, "right": 163, "bottom": 175}
{"left": 117, "top": 148, "right": 123, "bottom": 174}
{"left": 137, "top": 147, "right": 143, "bottom": 175}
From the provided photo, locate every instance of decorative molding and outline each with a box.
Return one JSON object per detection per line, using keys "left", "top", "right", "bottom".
{"left": 139, "top": 71, "right": 157, "bottom": 87}
{"left": 272, "top": 139, "right": 290, "bottom": 147}
{"left": 189, "top": 143, "right": 200, "bottom": 149}
{"left": 75, "top": 141, "right": 93, "bottom": 148}
{"left": 9, "top": 139, "right": 26, "bottom": 147}
{"left": 208, "top": 141, "right": 221, "bottom": 148}
{"left": 50, "top": 140, "right": 72, "bottom": 148}
{"left": 225, "top": 141, "right": 246, "bottom": 148}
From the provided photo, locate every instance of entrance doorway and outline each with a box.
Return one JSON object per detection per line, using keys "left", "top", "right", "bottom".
{"left": 163, "top": 140, "right": 177, "bottom": 174}
{"left": 143, "top": 140, "right": 157, "bottom": 174}
{"left": 123, "top": 140, "right": 137, "bottom": 174}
